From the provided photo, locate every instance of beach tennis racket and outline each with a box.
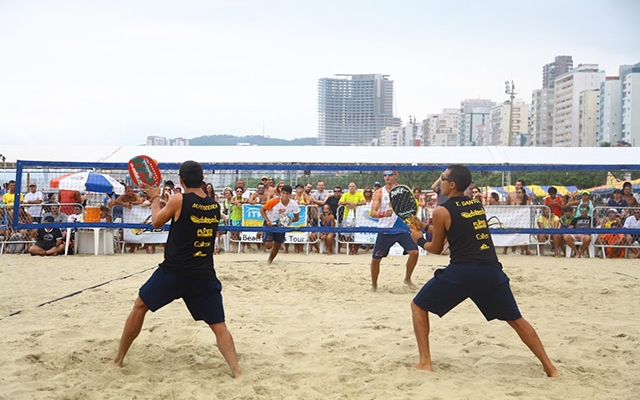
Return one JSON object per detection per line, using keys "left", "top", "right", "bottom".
{"left": 389, "top": 185, "right": 418, "bottom": 223}
{"left": 128, "top": 155, "right": 162, "bottom": 189}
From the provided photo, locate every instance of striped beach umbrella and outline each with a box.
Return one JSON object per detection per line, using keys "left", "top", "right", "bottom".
{"left": 50, "top": 171, "right": 125, "bottom": 194}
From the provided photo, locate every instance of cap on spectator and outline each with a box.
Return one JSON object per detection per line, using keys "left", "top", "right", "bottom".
{"left": 282, "top": 185, "right": 293, "bottom": 194}
{"left": 613, "top": 188, "right": 622, "bottom": 194}
{"left": 29, "top": 183, "right": 36, "bottom": 187}
{"left": 581, "top": 190, "right": 590, "bottom": 195}
{"left": 261, "top": 175, "right": 269, "bottom": 180}
{"left": 374, "top": 181, "right": 381, "bottom": 187}
{"left": 608, "top": 208, "right": 618, "bottom": 214}
{"left": 174, "top": 185, "right": 182, "bottom": 191}
{"left": 44, "top": 215, "right": 54, "bottom": 222}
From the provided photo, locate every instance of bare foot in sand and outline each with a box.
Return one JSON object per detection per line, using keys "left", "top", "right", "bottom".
{"left": 370, "top": 285, "right": 377, "bottom": 293}
{"left": 404, "top": 279, "right": 418, "bottom": 290}
{"left": 413, "top": 363, "right": 433, "bottom": 372}
{"left": 545, "top": 366, "right": 560, "bottom": 377}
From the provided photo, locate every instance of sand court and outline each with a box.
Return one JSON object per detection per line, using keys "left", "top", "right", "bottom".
{"left": 0, "top": 252, "right": 638, "bottom": 399}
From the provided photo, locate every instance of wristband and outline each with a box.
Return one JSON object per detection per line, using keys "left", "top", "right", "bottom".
{"left": 417, "top": 237, "right": 428, "bottom": 249}
{"left": 378, "top": 211, "right": 385, "bottom": 218}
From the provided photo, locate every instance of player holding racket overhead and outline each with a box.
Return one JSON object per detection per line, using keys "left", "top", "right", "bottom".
{"left": 113, "top": 160, "right": 242, "bottom": 379}
{"left": 369, "top": 170, "right": 420, "bottom": 292}
{"left": 408, "top": 165, "right": 558, "bottom": 377}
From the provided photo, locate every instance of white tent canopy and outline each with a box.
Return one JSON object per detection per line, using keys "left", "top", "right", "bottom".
{"left": 3, "top": 145, "right": 639, "bottom": 169}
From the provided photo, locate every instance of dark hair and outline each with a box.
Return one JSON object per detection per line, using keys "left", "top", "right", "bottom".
{"left": 447, "top": 165, "right": 472, "bottom": 192}
{"left": 282, "top": 185, "right": 293, "bottom": 194}
{"left": 548, "top": 186, "right": 557, "bottom": 195}
{"left": 517, "top": 179, "right": 526, "bottom": 186}
{"left": 623, "top": 182, "right": 631, "bottom": 188}
{"left": 178, "top": 160, "right": 204, "bottom": 189}
{"left": 491, "top": 192, "right": 500, "bottom": 201}
{"left": 562, "top": 206, "right": 573, "bottom": 213}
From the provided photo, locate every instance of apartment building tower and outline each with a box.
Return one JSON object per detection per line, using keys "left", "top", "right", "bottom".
{"left": 543, "top": 55, "right": 573, "bottom": 89}
{"left": 317, "top": 74, "right": 399, "bottom": 146}
{"left": 553, "top": 64, "right": 605, "bottom": 147}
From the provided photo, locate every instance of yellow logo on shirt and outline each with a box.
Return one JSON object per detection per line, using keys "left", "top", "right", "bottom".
{"left": 479, "top": 243, "right": 490, "bottom": 250}
{"left": 475, "top": 233, "right": 489, "bottom": 240}
{"left": 190, "top": 215, "right": 219, "bottom": 224}
{"left": 197, "top": 228, "right": 214, "bottom": 237}
{"left": 193, "top": 250, "right": 207, "bottom": 257}
{"left": 461, "top": 209, "right": 485, "bottom": 218}
{"left": 473, "top": 220, "right": 487, "bottom": 230}
{"left": 194, "top": 241, "right": 211, "bottom": 248}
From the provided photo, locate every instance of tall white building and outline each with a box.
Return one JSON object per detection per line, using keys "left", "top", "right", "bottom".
{"left": 425, "top": 108, "right": 459, "bottom": 146}
{"left": 598, "top": 77, "right": 622, "bottom": 145}
{"left": 579, "top": 89, "right": 600, "bottom": 147}
{"left": 379, "top": 127, "right": 403, "bottom": 147}
{"left": 553, "top": 64, "right": 605, "bottom": 147}
{"left": 488, "top": 99, "right": 528, "bottom": 146}
{"left": 317, "top": 74, "right": 399, "bottom": 146}
{"left": 458, "top": 99, "right": 494, "bottom": 146}
{"left": 621, "top": 63, "right": 640, "bottom": 146}
{"left": 421, "top": 114, "right": 439, "bottom": 146}
{"left": 531, "top": 88, "right": 554, "bottom": 146}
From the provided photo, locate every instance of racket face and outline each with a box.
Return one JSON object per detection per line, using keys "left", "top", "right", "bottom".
{"left": 128, "top": 155, "right": 162, "bottom": 188}
{"left": 389, "top": 185, "right": 418, "bottom": 220}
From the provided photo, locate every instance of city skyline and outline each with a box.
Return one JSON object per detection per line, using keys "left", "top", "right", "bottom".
{"left": 1, "top": 0, "right": 638, "bottom": 146}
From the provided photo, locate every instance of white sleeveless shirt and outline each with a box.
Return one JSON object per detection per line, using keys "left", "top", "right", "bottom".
{"left": 377, "top": 186, "right": 398, "bottom": 228}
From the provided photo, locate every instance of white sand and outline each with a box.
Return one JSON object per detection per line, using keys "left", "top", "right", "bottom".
{"left": 0, "top": 251, "right": 638, "bottom": 399}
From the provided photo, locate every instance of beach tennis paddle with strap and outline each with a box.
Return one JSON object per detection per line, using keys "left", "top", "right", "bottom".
{"left": 389, "top": 185, "right": 418, "bottom": 223}
{"left": 128, "top": 155, "right": 162, "bottom": 189}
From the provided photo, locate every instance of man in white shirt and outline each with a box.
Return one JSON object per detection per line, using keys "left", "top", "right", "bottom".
{"left": 24, "top": 184, "right": 44, "bottom": 222}
{"left": 623, "top": 208, "right": 640, "bottom": 257}
{"left": 260, "top": 185, "right": 300, "bottom": 264}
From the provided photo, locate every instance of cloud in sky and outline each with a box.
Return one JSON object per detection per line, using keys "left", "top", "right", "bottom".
{"left": 1, "top": 0, "right": 638, "bottom": 145}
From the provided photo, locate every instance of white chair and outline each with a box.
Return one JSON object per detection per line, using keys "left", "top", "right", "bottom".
{"left": 565, "top": 234, "right": 595, "bottom": 258}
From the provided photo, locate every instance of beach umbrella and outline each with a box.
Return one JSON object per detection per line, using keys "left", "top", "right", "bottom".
{"left": 50, "top": 171, "right": 125, "bottom": 195}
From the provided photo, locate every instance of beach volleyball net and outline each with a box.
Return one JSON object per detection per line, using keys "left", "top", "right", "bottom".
{"left": 5, "top": 159, "right": 640, "bottom": 255}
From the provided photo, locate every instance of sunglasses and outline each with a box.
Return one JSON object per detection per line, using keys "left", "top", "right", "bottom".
{"left": 383, "top": 172, "right": 394, "bottom": 177}
{"left": 441, "top": 174, "right": 451, "bottom": 182}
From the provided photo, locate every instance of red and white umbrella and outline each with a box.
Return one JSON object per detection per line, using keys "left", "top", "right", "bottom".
{"left": 50, "top": 171, "right": 125, "bottom": 195}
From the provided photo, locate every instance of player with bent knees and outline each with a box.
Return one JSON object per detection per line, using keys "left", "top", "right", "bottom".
{"left": 409, "top": 164, "right": 558, "bottom": 377}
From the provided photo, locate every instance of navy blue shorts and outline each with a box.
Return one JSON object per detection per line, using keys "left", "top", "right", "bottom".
{"left": 139, "top": 267, "right": 225, "bottom": 325}
{"left": 413, "top": 263, "right": 521, "bottom": 321}
{"left": 262, "top": 222, "right": 286, "bottom": 244}
{"left": 372, "top": 233, "right": 418, "bottom": 259}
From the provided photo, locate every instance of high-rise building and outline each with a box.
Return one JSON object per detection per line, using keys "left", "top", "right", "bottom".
{"left": 553, "top": 64, "right": 605, "bottom": 147}
{"left": 458, "top": 99, "right": 494, "bottom": 146}
{"left": 598, "top": 77, "right": 622, "bottom": 145}
{"left": 578, "top": 89, "right": 600, "bottom": 147}
{"left": 317, "top": 74, "right": 399, "bottom": 146}
{"left": 488, "top": 99, "right": 528, "bottom": 146}
{"left": 379, "top": 127, "right": 403, "bottom": 147}
{"left": 423, "top": 109, "right": 459, "bottom": 146}
{"left": 531, "top": 88, "right": 555, "bottom": 146}
{"left": 621, "top": 62, "right": 640, "bottom": 146}
{"left": 543, "top": 55, "right": 573, "bottom": 89}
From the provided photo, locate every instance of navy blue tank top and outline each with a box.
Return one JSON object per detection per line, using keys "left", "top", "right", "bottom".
{"left": 441, "top": 196, "right": 501, "bottom": 268}
{"left": 160, "top": 192, "right": 220, "bottom": 279}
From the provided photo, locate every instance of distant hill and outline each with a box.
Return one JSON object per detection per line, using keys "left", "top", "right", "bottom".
{"left": 189, "top": 135, "right": 318, "bottom": 146}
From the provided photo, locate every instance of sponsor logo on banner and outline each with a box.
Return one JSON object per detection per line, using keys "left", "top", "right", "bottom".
{"left": 123, "top": 206, "right": 169, "bottom": 244}
{"left": 239, "top": 204, "right": 309, "bottom": 244}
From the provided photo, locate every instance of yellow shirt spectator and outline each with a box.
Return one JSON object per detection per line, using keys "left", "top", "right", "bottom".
{"left": 339, "top": 191, "right": 365, "bottom": 217}
{"left": 2, "top": 192, "right": 24, "bottom": 205}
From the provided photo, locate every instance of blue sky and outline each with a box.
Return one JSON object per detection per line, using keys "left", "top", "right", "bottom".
{"left": 1, "top": 0, "right": 638, "bottom": 145}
